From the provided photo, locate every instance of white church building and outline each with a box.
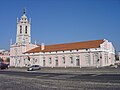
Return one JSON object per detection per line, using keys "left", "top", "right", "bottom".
{"left": 10, "top": 10, "right": 115, "bottom": 68}
{"left": 10, "top": 10, "right": 38, "bottom": 67}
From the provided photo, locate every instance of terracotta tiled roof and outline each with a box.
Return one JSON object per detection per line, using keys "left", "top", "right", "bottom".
{"left": 25, "top": 39, "right": 104, "bottom": 53}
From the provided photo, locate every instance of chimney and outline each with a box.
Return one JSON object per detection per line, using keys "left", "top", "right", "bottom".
{"left": 41, "top": 43, "right": 45, "bottom": 50}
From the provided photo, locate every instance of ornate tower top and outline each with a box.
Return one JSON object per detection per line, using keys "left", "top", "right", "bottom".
{"left": 23, "top": 8, "right": 26, "bottom": 15}
{"left": 16, "top": 9, "right": 31, "bottom": 45}
{"left": 20, "top": 8, "right": 28, "bottom": 23}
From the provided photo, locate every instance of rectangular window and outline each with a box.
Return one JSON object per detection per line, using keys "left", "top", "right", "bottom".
{"left": 105, "top": 53, "right": 108, "bottom": 64}
{"left": 93, "top": 54, "right": 98, "bottom": 65}
{"left": 25, "top": 26, "right": 27, "bottom": 34}
{"left": 48, "top": 58, "right": 52, "bottom": 64}
{"left": 33, "top": 58, "right": 35, "bottom": 64}
{"left": 20, "top": 26, "right": 22, "bottom": 33}
{"left": 85, "top": 54, "right": 89, "bottom": 65}
{"left": 70, "top": 57, "right": 73, "bottom": 63}
{"left": 24, "top": 59, "right": 26, "bottom": 64}
{"left": 43, "top": 60, "right": 45, "bottom": 66}
{"left": 62, "top": 57, "right": 65, "bottom": 64}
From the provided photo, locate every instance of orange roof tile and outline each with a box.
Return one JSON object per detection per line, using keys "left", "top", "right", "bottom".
{"left": 25, "top": 39, "right": 104, "bottom": 53}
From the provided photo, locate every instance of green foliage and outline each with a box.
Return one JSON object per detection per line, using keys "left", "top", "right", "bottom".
{"left": 115, "top": 54, "right": 119, "bottom": 61}
{"left": 0, "top": 57, "right": 3, "bottom": 62}
{"left": 6, "top": 58, "right": 10, "bottom": 62}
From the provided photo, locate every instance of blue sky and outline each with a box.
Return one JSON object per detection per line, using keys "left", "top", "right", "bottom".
{"left": 0, "top": 0, "right": 120, "bottom": 52}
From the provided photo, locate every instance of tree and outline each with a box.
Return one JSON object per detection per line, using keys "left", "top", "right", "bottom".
{"left": 0, "top": 58, "right": 3, "bottom": 62}
{"left": 115, "top": 54, "right": 119, "bottom": 61}
{"left": 5, "top": 58, "right": 10, "bottom": 62}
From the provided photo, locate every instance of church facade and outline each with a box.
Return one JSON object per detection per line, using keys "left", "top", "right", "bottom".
{"left": 10, "top": 10, "right": 38, "bottom": 67}
{"left": 10, "top": 10, "right": 115, "bottom": 68}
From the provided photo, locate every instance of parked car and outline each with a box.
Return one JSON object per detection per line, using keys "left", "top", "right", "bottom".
{"left": 27, "top": 65, "right": 41, "bottom": 71}
{"left": 0, "top": 62, "right": 9, "bottom": 69}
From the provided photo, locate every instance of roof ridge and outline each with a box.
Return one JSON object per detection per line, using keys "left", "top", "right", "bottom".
{"left": 25, "top": 39, "right": 104, "bottom": 53}
{"left": 45, "top": 39, "right": 104, "bottom": 46}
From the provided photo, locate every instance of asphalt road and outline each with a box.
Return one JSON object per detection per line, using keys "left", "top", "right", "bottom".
{"left": 0, "top": 70, "right": 120, "bottom": 82}
{"left": 0, "top": 68, "right": 120, "bottom": 90}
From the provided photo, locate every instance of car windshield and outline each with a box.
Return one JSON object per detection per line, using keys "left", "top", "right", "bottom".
{"left": 35, "top": 65, "right": 39, "bottom": 67}
{"left": 30, "top": 65, "right": 39, "bottom": 67}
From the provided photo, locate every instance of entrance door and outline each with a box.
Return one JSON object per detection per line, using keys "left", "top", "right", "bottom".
{"left": 43, "top": 60, "right": 45, "bottom": 66}
{"left": 55, "top": 60, "right": 58, "bottom": 66}
{"left": 76, "top": 59, "right": 80, "bottom": 66}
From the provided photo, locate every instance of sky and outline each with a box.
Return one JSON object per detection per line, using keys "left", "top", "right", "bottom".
{"left": 0, "top": 0, "right": 120, "bottom": 52}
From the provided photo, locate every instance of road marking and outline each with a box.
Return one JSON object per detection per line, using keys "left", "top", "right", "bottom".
{"left": 36, "top": 74, "right": 50, "bottom": 78}
{"left": 91, "top": 74, "right": 101, "bottom": 77}
{"left": 49, "top": 74, "right": 77, "bottom": 79}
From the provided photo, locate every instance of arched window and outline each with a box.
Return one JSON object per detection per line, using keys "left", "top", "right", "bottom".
{"left": 25, "top": 26, "right": 27, "bottom": 34}
{"left": 20, "top": 26, "right": 22, "bottom": 33}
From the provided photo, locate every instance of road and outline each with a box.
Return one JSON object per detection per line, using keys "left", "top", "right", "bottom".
{"left": 0, "top": 68, "right": 120, "bottom": 90}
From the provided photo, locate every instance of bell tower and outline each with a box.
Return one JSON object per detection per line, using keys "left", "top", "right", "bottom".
{"left": 16, "top": 9, "right": 31, "bottom": 44}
